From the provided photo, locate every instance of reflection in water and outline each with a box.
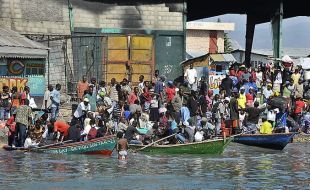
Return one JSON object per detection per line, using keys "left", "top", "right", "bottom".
{"left": 0, "top": 143, "right": 309, "bottom": 190}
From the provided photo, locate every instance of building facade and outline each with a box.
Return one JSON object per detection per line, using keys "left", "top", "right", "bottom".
{"left": 0, "top": 28, "right": 48, "bottom": 96}
{"left": 186, "top": 21, "right": 234, "bottom": 57}
{"left": 0, "top": 0, "right": 186, "bottom": 90}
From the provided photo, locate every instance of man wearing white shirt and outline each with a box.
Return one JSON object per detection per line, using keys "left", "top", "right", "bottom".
{"left": 74, "top": 98, "right": 91, "bottom": 124}
{"left": 273, "top": 69, "right": 282, "bottom": 92}
{"left": 42, "top": 85, "right": 53, "bottom": 110}
{"left": 184, "top": 63, "right": 197, "bottom": 91}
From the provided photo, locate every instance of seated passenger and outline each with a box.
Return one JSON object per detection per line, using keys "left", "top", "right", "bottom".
{"left": 260, "top": 118, "right": 273, "bottom": 134}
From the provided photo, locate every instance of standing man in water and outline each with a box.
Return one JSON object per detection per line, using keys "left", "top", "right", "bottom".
{"left": 116, "top": 131, "right": 128, "bottom": 160}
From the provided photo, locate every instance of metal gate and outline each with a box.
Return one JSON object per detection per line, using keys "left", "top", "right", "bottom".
{"left": 104, "top": 35, "right": 154, "bottom": 85}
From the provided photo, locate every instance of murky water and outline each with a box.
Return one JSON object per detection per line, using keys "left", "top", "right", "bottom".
{"left": 0, "top": 143, "right": 309, "bottom": 190}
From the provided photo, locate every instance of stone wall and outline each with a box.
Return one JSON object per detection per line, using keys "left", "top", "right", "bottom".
{"left": 0, "top": 0, "right": 184, "bottom": 91}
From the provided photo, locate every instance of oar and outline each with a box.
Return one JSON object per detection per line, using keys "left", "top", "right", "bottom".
{"left": 33, "top": 140, "right": 73, "bottom": 150}
{"left": 136, "top": 133, "right": 177, "bottom": 152}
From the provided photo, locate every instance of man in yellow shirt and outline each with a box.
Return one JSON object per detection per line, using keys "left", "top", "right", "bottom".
{"left": 260, "top": 118, "right": 273, "bottom": 134}
{"left": 238, "top": 87, "right": 246, "bottom": 109}
{"left": 291, "top": 69, "right": 301, "bottom": 85}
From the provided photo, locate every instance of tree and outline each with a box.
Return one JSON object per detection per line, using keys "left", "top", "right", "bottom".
{"left": 224, "top": 32, "right": 233, "bottom": 53}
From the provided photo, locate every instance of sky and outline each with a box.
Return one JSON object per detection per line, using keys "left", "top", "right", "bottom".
{"left": 198, "top": 14, "right": 310, "bottom": 50}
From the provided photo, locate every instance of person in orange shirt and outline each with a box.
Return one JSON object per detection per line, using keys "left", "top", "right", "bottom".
{"left": 294, "top": 95, "right": 305, "bottom": 125}
{"left": 77, "top": 75, "right": 89, "bottom": 102}
{"left": 50, "top": 119, "right": 70, "bottom": 142}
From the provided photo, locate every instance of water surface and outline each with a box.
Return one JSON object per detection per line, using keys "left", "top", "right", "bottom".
{"left": 0, "top": 143, "right": 309, "bottom": 190}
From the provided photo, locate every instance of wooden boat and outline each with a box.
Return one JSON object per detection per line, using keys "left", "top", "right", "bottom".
{"left": 233, "top": 133, "right": 295, "bottom": 150}
{"left": 129, "top": 138, "right": 232, "bottom": 154}
{"left": 3, "top": 136, "right": 116, "bottom": 156}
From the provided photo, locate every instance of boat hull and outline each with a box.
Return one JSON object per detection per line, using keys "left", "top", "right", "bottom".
{"left": 129, "top": 138, "right": 231, "bottom": 154}
{"left": 233, "top": 133, "right": 295, "bottom": 150}
{"left": 3, "top": 136, "right": 116, "bottom": 156}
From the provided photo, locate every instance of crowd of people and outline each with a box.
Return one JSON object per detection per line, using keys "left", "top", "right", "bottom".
{"left": 1, "top": 62, "right": 310, "bottom": 158}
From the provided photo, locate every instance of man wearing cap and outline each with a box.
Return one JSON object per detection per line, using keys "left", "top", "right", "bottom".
{"left": 50, "top": 84, "right": 61, "bottom": 120}
{"left": 73, "top": 98, "right": 91, "bottom": 125}
{"left": 184, "top": 63, "right": 197, "bottom": 91}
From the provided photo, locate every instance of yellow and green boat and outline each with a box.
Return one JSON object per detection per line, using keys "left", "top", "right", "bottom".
{"left": 129, "top": 138, "right": 232, "bottom": 155}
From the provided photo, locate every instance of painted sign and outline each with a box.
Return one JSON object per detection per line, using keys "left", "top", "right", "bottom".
{"left": 0, "top": 77, "right": 27, "bottom": 92}
{"left": 41, "top": 138, "right": 116, "bottom": 154}
{"left": 209, "top": 74, "right": 225, "bottom": 94}
{"left": 0, "top": 76, "right": 45, "bottom": 96}
{"left": 7, "top": 60, "right": 25, "bottom": 75}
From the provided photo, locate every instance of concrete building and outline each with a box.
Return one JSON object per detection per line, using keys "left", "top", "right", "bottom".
{"left": 0, "top": 0, "right": 186, "bottom": 90}
{"left": 186, "top": 21, "right": 235, "bottom": 58}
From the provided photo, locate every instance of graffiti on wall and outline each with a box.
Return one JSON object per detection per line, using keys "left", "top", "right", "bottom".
{"left": 0, "top": 76, "right": 45, "bottom": 96}
{"left": 209, "top": 74, "right": 225, "bottom": 94}
{"left": 0, "top": 77, "right": 28, "bottom": 92}
{"left": 163, "top": 65, "right": 173, "bottom": 74}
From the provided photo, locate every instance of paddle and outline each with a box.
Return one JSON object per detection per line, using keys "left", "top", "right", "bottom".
{"left": 33, "top": 140, "right": 73, "bottom": 150}
{"left": 135, "top": 133, "right": 177, "bottom": 152}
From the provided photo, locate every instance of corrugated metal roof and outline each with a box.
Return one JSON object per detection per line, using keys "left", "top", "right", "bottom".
{"left": 181, "top": 53, "right": 236, "bottom": 66}
{"left": 210, "top": 53, "right": 236, "bottom": 62}
{"left": 0, "top": 28, "right": 48, "bottom": 59}
{"left": 210, "top": 54, "right": 224, "bottom": 62}
{"left": 222, "top": 53, "right": 236, "bottom": 62}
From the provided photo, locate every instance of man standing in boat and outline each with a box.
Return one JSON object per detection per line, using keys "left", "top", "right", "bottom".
{"left": 15, "top": 99, "right": 32, "bottom": 147}
{"left": 242, "top": 101, "right": 267, "bottom": 134}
